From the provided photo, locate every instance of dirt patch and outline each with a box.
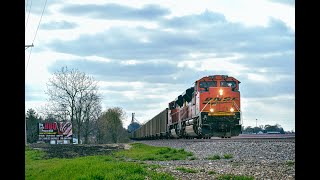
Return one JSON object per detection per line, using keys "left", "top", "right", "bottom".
{"left": 124, "top": 144, "right": 132, "bottom": 150}
{"left": 28, "top": 143, "right": 128, "bottom": 159}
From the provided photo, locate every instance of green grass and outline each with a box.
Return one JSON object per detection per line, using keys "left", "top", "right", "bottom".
{"left": 216, "top": 174, "right": 255, "bottom": 180}
{"left": 208, "top": 171, "right": 217, "bottom": 175}
{"left": 207, "top": 154, "right": 221, "bottom": 160}
{"left": 144, "top": 164, "right": 162, "bottom": 170}
{"left": 223, "top": 154, "right": 233, "bottom": 159}
{"left": 25, "top": 143, "right": 182, "bottom": 180}
{"left": 115, "top": 143, "right": 193, "bottom": 161}
{"left": 285, "top": 160, "right": 295, "bottom": 166}
{"left": 175, "top": 167, "right": 198, "bottom": 173}
{"left": 25, "top": 147, "right": 46, "bottom": 161}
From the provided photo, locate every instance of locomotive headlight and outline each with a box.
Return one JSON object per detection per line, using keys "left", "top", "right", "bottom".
{"left": 219, "top": 89, "right": 223, "bottom": 96}
{"left": 210, "top": 108, "right": 214, "bottom": 112}
{"left": 230, "top": 107, "right": 234, "bottom": 112}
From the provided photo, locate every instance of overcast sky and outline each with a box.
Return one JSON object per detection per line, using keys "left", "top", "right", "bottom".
{"left": 25, "top": 0, "right": 295, "bottom": 131}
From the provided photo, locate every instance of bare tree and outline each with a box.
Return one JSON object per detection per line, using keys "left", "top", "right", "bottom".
{"left": 80, "top": 92, "right": 102, "bottom": 144}
{"left": 37, "top": 103, "right": 69, "bottom": 122}
{"left": 46, "top": 66, "right": 101, "bottom": 143}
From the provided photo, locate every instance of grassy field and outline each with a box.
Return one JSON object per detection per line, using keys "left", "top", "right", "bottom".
{"left": 26, "top": 142, "right": 254, "bottom": 180}
{"left": 25, "top": 143, "right": 191, "bottom": 180}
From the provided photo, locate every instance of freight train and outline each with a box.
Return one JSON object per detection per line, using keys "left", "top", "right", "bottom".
{"left": 130, "top": 75, "right": 242, "bottom": 139}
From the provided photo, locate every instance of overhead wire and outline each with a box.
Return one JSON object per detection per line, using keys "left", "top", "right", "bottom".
{"left": 25, "top": 0, "right": 28, "bottom": 19}
{"left": 25, "top": 0, "right": 32, "bottom": 32}
{"left": 26, "top": 0, "right": 48, "bottom": 72}
{"left": 32, "top": 0, "right": 47, "bottom": 45}
{"left": 134, "top": 117, "right": 141, "bottom": 124}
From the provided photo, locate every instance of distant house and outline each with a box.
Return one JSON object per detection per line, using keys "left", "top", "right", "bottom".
{"left": 266, "top": 131, "right": 280, "bottom": 134}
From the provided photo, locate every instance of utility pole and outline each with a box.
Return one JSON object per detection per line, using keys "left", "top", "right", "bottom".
{"left": 25, "top": 116, "right": 27, "bottom": 145}
{"left": 25, "top": 44, "right": 34, "bottom": 50}
{"left": 25, "top": 44, "right": 34, "bottom": 145}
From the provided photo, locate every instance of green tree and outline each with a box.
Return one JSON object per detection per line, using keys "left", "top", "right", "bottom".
{"left": 96, "top": 107, "right": 129, "bottom": 143}
{"left": 243, "top": 126, "right": 254, "bottom": 134}
{"left": 26, "top": 108, "right": 41, "bottom": 143}
{"left": 264, "top": 124, "right": 285, "bottom": 133}
{"left": 254, "top": 126, "right": 263, "bottom": 133}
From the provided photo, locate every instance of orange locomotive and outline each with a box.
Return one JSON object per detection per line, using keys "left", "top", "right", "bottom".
{"left": 131, "top": 75, "right": 242, "bottom": 139}
{"left": 169, "top": 75, "right": 241, "bottom": 138}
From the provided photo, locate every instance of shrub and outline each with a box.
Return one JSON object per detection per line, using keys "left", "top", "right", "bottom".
{"left": 175, "top": 167, "right": 198, "bottom": 173}
{"left": 207, "top": 154, "right": 221, "bottom": 160}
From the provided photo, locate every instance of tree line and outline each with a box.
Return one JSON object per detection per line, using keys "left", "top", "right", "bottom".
{"left": 26, "top": 66, "right": 129, "bottom": 144}
{"left": 241, "top": 124, "right": 291, "bottom": 134}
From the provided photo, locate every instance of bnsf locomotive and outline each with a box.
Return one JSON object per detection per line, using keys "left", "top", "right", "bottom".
{"left": 131, "top": 75, "right": 241, "bottom": 139}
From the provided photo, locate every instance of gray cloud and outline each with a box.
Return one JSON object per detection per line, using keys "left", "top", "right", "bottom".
{"left": 46, "top": 14, "right": 294, "bottom": 61}
{"left": 161, "top": 10, "right": 226, "bottom": 28}
{"left": 48, "top": 60, "right": 180, "bottom": 84}
{"left": 47, "top": 56, "right": 294, "bottom": 100}
{"left": 238, "top": 51, "right": 295, "bottom": 75}
{"left": 40, "top": 21, "right": 78, "bottom": 30}
{"left": 46, "top": 12, "right": 295, "bottom": 105}
{"left": 49, "top": 60, "right": 175, "bottom": 80}
{"left": 240, "top": 78, "right": 295, "bottom": 98}
{"left": 25, "top": 0, "right": 61, "bottom": 15}
{"left": 60, "top": 3, "right": 170, "bottom": 20}
{"left": 268, "top": 0, "right": 295, "bottom": 6}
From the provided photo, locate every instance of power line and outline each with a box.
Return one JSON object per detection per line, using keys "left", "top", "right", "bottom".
{"left": 25, "top": 0, "right": 47, "bottom": 72}
{"left": 25, "top": 0, "right": 33, "bottom": 32}
{"left": 31, "top": 0, "right": 47, "bottom": 45}
{"left": 134, "top": 117, "right": 141, "bottom": 124}
{"left": 25, "top": 0, "right": 28, "bottom": 19}
{"left": 131, "top": 113, "right": 141, "bottom": 124}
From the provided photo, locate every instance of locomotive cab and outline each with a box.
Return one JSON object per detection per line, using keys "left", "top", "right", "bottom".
{"left": 195, "top": 75, "right": 241, "bottom": 138}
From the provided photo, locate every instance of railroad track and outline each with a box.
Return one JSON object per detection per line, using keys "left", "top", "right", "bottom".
{"left": 131, "top": 134, "right": 295, "bottom": 143}
{"left": 179, "top": 138, "right": 294, "bottom": 143}
{"left": 162, "top": 134, "right": 295, "bottom": 142}
{"left": 233, "top": 133, "right": 295, "bottom": 139}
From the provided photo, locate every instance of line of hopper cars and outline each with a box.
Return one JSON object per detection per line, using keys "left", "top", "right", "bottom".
{"left": 130, "top": 75, "right": 242, "bottom": 139}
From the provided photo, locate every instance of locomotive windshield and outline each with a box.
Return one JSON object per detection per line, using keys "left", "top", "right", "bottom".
{"left": 220, "top": 81, "right": 236, "bottom": 88}
{"left": 199, "top": 81, "right": 217, "bottom": 92}
{"left": 199, "top": 81, "right": 217, "bottom": 88}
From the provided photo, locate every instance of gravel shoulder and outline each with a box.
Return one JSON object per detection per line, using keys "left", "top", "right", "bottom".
{"left": 137, "top": 138, "right": 295, "bottom": 180}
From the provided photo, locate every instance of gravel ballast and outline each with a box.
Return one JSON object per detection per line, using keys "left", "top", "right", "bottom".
{"left": 137, "top": 138, "right": 295, "bottom": 180}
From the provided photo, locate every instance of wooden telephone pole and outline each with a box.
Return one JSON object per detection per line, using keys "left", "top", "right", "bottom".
{"left": 25, "top": 44, "right": 34, "bottom": 145}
